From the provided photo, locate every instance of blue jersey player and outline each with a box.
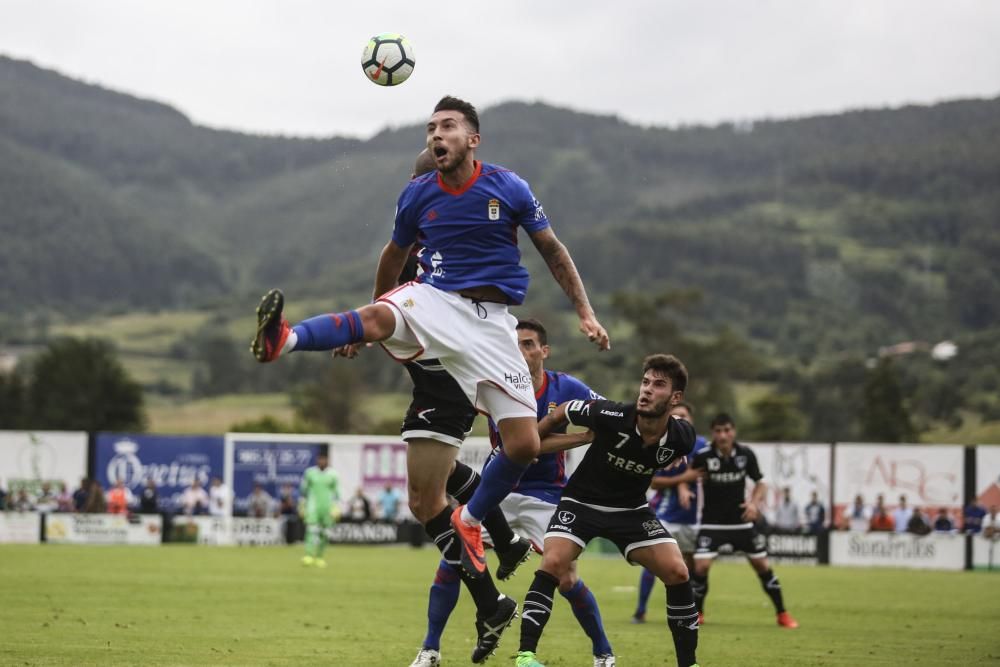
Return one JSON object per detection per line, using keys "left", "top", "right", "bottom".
{"left": 632, "top": 402, "right": 708, "bottom": 623}
{"left": 251, "top": 97, "right": 609, "bottom": 662}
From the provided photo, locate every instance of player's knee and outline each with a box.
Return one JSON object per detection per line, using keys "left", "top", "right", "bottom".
{"left": 540, "top": 553, "right": 571, "bottom": 580}
{"left": 557, "top": 569, "right": 578, "bottom": 592}
{"left": 359, "top": 303, "right": 395, "bottom": 341}
{"left": 503, "top": 433, "right": 540, "bottom": 464}
{"left": 661, "top": 560, "right": 689, "bottom": 585}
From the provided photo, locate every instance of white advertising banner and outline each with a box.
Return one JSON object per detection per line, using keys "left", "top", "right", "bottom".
{"left": 172, "top": 515, "right": 285, "bottom": 546}
{"left": 975, "top": 445, "right": 1000, "bottom": 508}
{"left": 749, "top": 443, "right": 831, "bottom": 525}
{"left": 45, "top": 513, "right": 162, "bottom": 545}
{"left": 829, "top": 531, "right": 965, "bottom": 570}
{"left": 0, "top": 511, "right": 41, "bottom": 543}
{"left": 0, "top": 431, "right": 87, "bottom": 494}
{"left": 833, "top": 444, "right": 964, "bottom": 526}
{"left": 972, "top": 536, "right": 999, "bottom": 570}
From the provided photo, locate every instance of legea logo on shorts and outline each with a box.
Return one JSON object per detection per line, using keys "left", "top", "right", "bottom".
{"left": 558, "top": 511, "right": 576, "bottom": 524}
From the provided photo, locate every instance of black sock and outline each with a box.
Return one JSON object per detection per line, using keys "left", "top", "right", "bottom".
{"left": 690, "top": 572, "right": 708, "bottom": 613}
{"left": 447, "top": 461, "right": 516, "bottom": 553}
{"left": 757, "top": 568, "right": 786, "bottom": 614}
{"left": 424, "top": 506, "right": 500, "bottom": 615}
{"left": 519, "top": 570, "right": 559, "bottom": 653}
{"left": 666, "top": 582, "right": 699, "bottom": 667}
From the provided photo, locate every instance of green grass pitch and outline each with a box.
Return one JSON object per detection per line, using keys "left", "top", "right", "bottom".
{"left": 2, "top": 544, "right": 999, "bottom": 666}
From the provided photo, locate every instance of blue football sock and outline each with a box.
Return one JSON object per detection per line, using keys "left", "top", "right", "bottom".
{"left": 423, "top": 559, "right": 461, "bottom": 650}
{"left": 636, "top": 567, "right": 657, "bottom": 616}
{"left": 561, "top": 579, "right": 612, "bottom": 656}
{"left": 291, "top": 310, "right": 364, "bottom": 351}
{"left": 465, "top": 449, "right": 528, "bottom": 522}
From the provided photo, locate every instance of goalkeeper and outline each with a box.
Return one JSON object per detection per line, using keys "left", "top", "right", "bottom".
{"left": 299, "top": 452, "right": 341, "bottom": 567}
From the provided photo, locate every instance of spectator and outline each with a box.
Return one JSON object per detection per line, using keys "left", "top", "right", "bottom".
{"left": 279, "top": 484, "right": 297, "bottom": 516}
{"left": 72, "top": 477, "right": 90, "bottom": 512}
{"left": 56, "top": 482, "right": 74, "bottom": 512}
{"left": 892, "top": 495, "right": 913, "bottom": 534}
{"left": 846, "top": 494, "right": 871, "bottom": 531}
{"left": 963, "top": 501, "right": 987, "bottom": 534}
{"left": 180, "top": 479, "right": 209, "bottom": 516}
{"left": 208, "top": 477, "right": 232, "bottom": 517}
{"left": 984, "top": 506, "right": 999, "bottom": 540}
{"left": 932, "top": 508, "right": 954, "bottom": 533}
{"left": 246, "top": 483, "right": 275, "bottom": 518}
{"left": 378, "top": 484, "right": 402, "bottom": 523}
{"left": 35, "top": 482, "right": 59, "bottom": 514}
{"left": 106, "top": 479, "right": 133, "bottom": 515}
{"left": 279, "top": 484, "right": 302, "bottom": 544}
{"left": 0, "top": 478, "right": 7, "bottom": 510}
{"left": 139, "top": 478, "right": 159, "bottom": 514}
{"left": 869, "top": 496, "right": 894, "bottom": 532}
{"left": 84, "top": 480, "right": 106, "bottom": 513}
{"left": 11, "top": 488, "right": 35, "bottom": 512}
{"left": 906, "top": 507, "right": 931, "bottom": 536}
{"left": 773, "top": 487, "right": 801, "bottom": 533}
{"left": 345, "top": 487, "right": 372, "bottom": 523}
{"left": 804, "top": 491, "right": 826, "bottom": 534}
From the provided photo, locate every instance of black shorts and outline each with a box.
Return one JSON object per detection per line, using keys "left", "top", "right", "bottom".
{"left": 401, "top": 360, "right": 477, "bottom": 447}
{"left": 694, "top": 526, "right": 768, "bottom": 560}
{"left": 544, "top": 499, "right": 677, "bottom": 564}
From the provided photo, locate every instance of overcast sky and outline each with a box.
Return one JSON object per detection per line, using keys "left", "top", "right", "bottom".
{"left": 2, "top": 0, "right": 998, "bottom": 138}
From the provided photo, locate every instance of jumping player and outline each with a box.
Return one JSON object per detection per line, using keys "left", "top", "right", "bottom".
{"left": 253, "top": 98, "right": 609, "bottom": 661}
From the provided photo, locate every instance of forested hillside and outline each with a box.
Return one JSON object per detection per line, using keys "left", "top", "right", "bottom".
{"left": 2, "top": 54, "right": 998, "bottom": 439}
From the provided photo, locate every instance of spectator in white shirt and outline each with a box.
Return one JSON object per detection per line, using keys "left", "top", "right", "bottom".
{"left": 180, "top": 479, "right": 210, "bottom": 516}
{"left": 892, "top": 495, "right": 913, "bottom": 534}
{"left": 773, "top": 487, "right": 801, "bottom": 534}
{"left": 208, "top": 477, "right": 232, "bottom": 517}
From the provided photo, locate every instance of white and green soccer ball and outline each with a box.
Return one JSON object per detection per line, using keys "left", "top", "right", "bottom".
{"left": 361, "top": 33, "right": 415, "bottom": 86}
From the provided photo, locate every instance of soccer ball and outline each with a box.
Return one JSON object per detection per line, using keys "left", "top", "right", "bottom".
{"left": 361, "top": 33, "right": 415, "bottom": 86}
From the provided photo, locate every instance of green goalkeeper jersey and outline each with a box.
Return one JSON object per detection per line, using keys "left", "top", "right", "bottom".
{"left": 300, "top": 465, "right": 340, "bottom": 510}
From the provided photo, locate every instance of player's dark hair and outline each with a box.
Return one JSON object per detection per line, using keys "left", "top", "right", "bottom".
{"left": 710, "top": 413, "right": 735, "bottom": 428}
{"left": 434, "top": 95, "right": 480, "bottom": 133}
{"left": 642, "top": 354, "right": 688, "bottom": 392}
{"left": 412, "top": 149, "right": 436, "bottom": 178}
{"left": 516, "top": 318, "right": 548, "bottom": 346}
{"left": 673, "top": 400, "right": 695, "bottom": 416}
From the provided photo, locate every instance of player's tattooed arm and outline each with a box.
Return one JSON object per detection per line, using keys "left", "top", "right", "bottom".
{"left": 528, "top": 228, "right": 610, "bottom": 351}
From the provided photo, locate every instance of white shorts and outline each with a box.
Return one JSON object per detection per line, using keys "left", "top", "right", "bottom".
{"left": 663, "top": 522, "right": 698, "bottom": 554}
{"left": 378, "top": 282, "right": 536, "bottom": 421}
{"left": 499, "top": 493, "right": 556, "bottom": 553}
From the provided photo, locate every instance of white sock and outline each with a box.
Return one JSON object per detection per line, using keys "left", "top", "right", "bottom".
{"left": 281, "top": 330, "right": 298, "bottom": 354}
{"left": 460, "top": 505, "right": 481, "bottom": 527}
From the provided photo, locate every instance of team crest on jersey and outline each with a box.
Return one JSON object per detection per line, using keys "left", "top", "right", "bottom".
{"left": 488, "top": 198, "right": 500, "bottom": 221}
{"left": 655, "top": 445, "right": 675, "bottom": 465}
{"left": 402, "top": 298, "right": 415, "bottom": 309}
{"left": 558, "top": 511, "right": 576, "bottom": 524}
{"left": 735, "top": 455, "right": 747, "bottom": 469}
{"left": 548, "top": 401, "right": 558, "bottom": 414}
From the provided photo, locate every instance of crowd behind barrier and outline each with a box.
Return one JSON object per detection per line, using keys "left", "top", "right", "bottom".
{"left": 1, "top": 430, "right": 998, "bottom": 570}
